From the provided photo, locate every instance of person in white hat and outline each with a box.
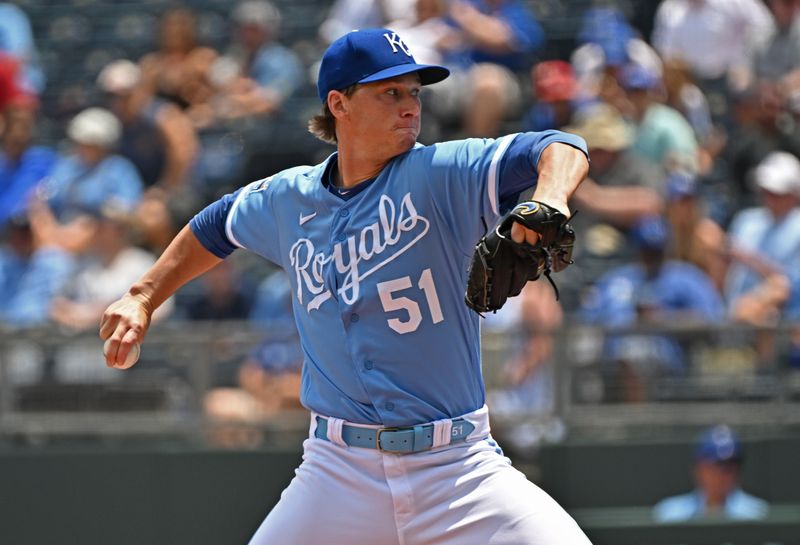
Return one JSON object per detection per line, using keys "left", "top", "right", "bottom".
{"left": 725, "top": 151, "right": 800, "bottom": 318}
{"left": 36, "top": 107, "right": 144, "bottom": 253}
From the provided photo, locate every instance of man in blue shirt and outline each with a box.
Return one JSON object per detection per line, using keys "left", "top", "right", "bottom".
{"left": 100, "top": 28, "right": 591, "bottom": 545}
{"left": 580, "top": 216, "right": 725, "bottom": 401}
{"left": 581, "top": 216, "right": 726, "bottom": 329}
{"left": 725, "top": 151, "right": 800, "bottom": 319}
{"left": 225, "top": 1, "right": 304, "bottom": 116}
{"left": 36, "top": 108, "right": 144, "bottom": 255}
{"left": 0, "top": 215, "right": 75, "bottom": 327}
{"left": 43, "top": 108, "right": 143, "bottom": 222}
{"left": 653, "top": 425, "right": 769, "bottom": 522}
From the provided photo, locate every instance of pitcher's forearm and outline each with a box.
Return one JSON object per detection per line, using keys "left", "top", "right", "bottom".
{"left": 532, "top": 143, "right": 589, "bottom": 213}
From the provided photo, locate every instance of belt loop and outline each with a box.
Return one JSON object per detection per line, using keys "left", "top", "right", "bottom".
{"left": 413, "top": 425, "right": 426, "bottom": 451}
{"left": 326, "top": 417, "right": 348, "bottom": 448}
{"left": 431, "top": 419, "right": 453, "bottom": 448}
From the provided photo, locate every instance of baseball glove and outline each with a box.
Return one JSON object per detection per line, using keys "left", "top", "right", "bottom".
{"left": 465, "top": 201, "right": 575, "bottom": 314}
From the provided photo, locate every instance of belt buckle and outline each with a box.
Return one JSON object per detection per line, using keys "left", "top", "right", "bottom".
{"left": 376, "top": 427, "right": 400, "bottom": 452}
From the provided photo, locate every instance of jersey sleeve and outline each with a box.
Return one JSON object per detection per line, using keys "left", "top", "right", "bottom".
{"left": 425, "top": 135, "right": 517, "bottom": 252}
{"left": 424, "top": 131, "right": 587, "bottom": 254}
{"left": 189, "top": 177, "right": 281, "bottom": 263}
{"left": 189, "top": 189, "right": 242, "bottom": 258}
{"left": 497, "top": 130, "right": 588, "bottom": 206}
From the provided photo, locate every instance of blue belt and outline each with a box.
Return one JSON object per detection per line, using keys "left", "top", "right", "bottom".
{"left": 314, "top": 417, "right": 476, "bottom": 454}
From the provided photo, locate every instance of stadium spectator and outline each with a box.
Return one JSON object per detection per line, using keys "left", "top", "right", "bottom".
{"left": 745, "top": 0, "right": 800, "bottom": 171}
{"left": 0, "top": 3, "right": 44, "bottom": 96}
{"left": 97, "top": 59, "right": 199, "bottom": 253}
{"left": 619, "top": 63, "right": 700, "bottom": 173}
{"left": 0, "top": 53, "right": 36, "bottom": 112}
{"left": 580, "top": 216, "right": 726, "bottom": 402}
{"left": 567, "top": 103, "right": 665, "bottom": 203}
{"left": 487, "top": 280, "right": 561, "bottom": 426}
{"left": 524, "top": 60, "right": 579, "bottom": 132}
{"left": 748, "top": 0, "right": 800, "bottom": 96}
{"left": 725, "top": 151, "right": 800, "bottom": 321}
{"left": 653, "top": 425, "right": 769, "bottom": 521}
{"left": 193, "top": 3, "right": 303, "bottom": 192}
{"left": 319, "top": 0, "right": 417, "bottom": 44}
{"left": 651, "top": 0, "right": 774, "bottom": 95}
{"left": 138, "top": 8, "right": 219, "bottom": 122}
{"left": 443, "top": 0, "right": 544, "bottom": 136}
{"left": 205, "top": 1, "right": 305, "bottom": 123}
{"left": 203, "top": 270, "right": 303, "bottom": 446}
{"left": 663, "top": 170, "right": 727, "bottom": 290}
{"left": 38, "top": 107, "right": 143, "bottom": 253}
{"left": 570, "top": 6, "right": 662, "bottom": 108}
{"left": 389, "top": 0, "right": 543, "bottom": 138}
{"left": 49, "top": 205, "right": 170, "bottom": 332}
{"left": 706, "top": 83, "right": 800, "bottom": 219}
{"left": 564, "top": 103, "right": 665, "bottom": 286}
{"left": 669, "top": 168, "right": 790, "bottom": 367}
{"left": 0, "top": 210, "right": 75, "bottom": 328}
{"left": 662, "top": 60, "right": 715, "bottom": 145}
{"left": 97, "top": 59, "right": 198, "bottom": 191}
{"left": 240, "top": 271, "right": 303, "bottom": 414}
{"left": 0, "top": 106, "right": 56, "bottom": 229}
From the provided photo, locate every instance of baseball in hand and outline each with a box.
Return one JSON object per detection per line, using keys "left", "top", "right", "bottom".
{"left": 103, "top": 338, "right": 140, "bottom": 368}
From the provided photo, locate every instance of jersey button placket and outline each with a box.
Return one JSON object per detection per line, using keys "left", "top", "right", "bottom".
{"left": 333, "top": 206, "right": 349, "bottom": 244}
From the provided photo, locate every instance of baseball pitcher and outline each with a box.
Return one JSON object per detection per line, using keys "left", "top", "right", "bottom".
{"left": 100, "top": 28, "right": 592, "bottom": 545}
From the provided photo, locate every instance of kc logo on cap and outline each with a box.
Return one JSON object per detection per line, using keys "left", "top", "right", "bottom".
{"left": 317, "top": 28, "right": 450, "bottom": 102}
{"left": 383, "top": 32, "right": 412, "bottom": 56}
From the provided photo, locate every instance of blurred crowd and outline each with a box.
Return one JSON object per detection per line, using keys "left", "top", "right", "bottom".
{"left": 2, "top": 0, "right": 800, "bottom": 420}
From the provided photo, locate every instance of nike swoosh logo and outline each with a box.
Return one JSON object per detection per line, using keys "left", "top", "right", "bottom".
{"left": 299, "top": 211, "right": 317, "bottom": 225}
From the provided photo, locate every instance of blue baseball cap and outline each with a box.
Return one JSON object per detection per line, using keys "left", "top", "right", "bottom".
{"left": 695, "top": 425, "right": 742, "bottom": 463}
{"left": 631, "top": 215, "right": 669, "bottom": 251}
{"left": 316, "top": 28, "right": 450, "bottom": 102}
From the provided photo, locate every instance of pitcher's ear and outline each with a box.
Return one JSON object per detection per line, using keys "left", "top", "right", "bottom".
{"left": 328, "top": 91, "right": 348, "bottom": 119}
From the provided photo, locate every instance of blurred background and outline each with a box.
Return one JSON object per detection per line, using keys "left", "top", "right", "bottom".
{"left": 1, "top": 0, "right": 800, "bottom": 543}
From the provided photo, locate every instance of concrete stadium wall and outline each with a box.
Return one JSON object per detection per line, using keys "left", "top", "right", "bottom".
{"left": 0, "top": 448, "right": 301, "bottom": 545}
{"left": 538, "top": 437, "right": 800, "bottom": 508}
{"left": 2, "top": 438, "right": 799, "bottom": 545}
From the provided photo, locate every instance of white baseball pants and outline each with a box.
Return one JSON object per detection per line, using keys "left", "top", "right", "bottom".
{"left": 247, "top": 406, "right": 592, "bottom": 545}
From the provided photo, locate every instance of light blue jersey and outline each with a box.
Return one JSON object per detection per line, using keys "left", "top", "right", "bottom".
{"left": 191, "top": 131, "right": 586, "bottom": 425}
{"left": 653, "top": 488, "right": 769, "bottom": 522}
